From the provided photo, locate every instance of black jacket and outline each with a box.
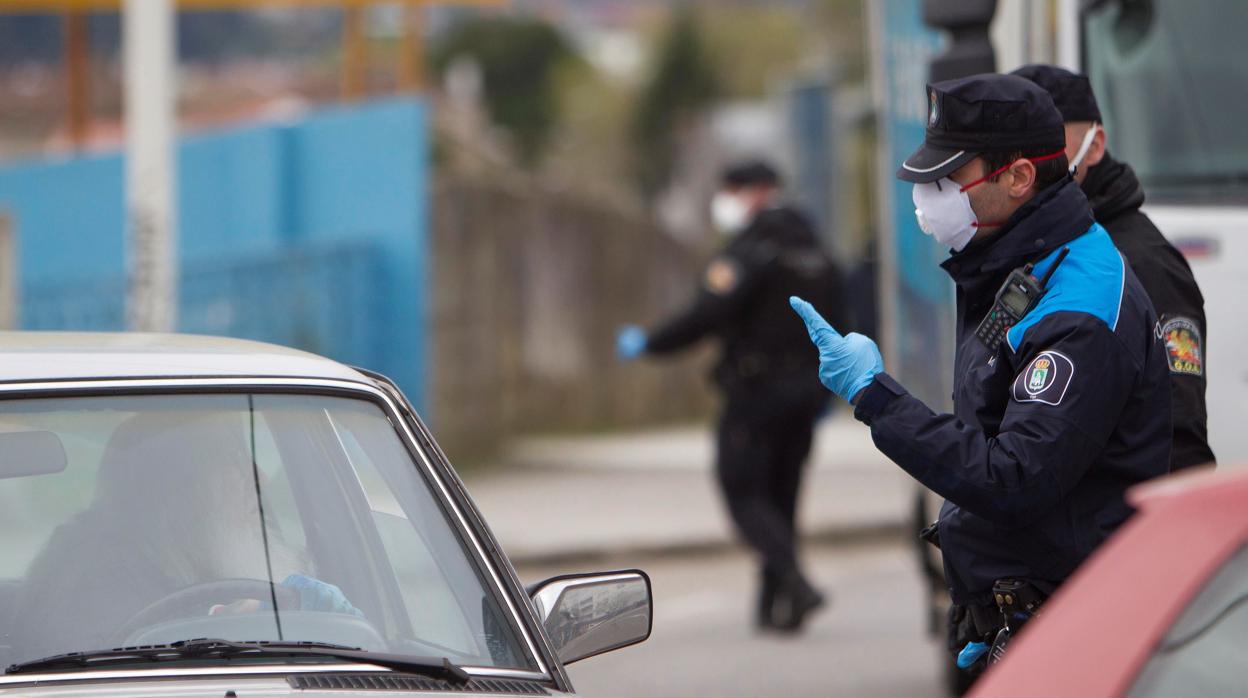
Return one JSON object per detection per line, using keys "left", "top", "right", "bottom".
{"left": 1084, "top": 154, "right": 1215, "bottom": 470}
{"left": 853, "top": 179, "right": 1171, "bottom": 605}
{"left": 646, "top": 205, "right": 842, "bottom": 398}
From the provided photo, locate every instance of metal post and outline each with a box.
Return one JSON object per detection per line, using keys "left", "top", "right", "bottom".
{"left": 1056, "top": 0, "right": 1081, "bottom": 70}
{"left": 0, "top": 211, "right": 17, "bottom": 331}
{"left": 123, "top": 0, "right": 177, "bottom": 332}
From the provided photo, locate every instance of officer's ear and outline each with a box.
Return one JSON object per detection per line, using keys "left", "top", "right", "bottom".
{"left": 1006, "top": 159, "right": 1038, "bottom": 199}
{"left": 1085, "top": 126, "right": 1108, "bottom": 169}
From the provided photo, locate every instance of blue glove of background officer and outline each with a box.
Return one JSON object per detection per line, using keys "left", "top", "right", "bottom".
{"left": 789, "top": 296, "right": 883, "bottom": 403}
{"left": 616, "top": 325, "right": 648, "bottom": 361}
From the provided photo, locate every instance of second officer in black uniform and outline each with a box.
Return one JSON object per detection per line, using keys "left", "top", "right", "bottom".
{"left": 617, "top": 160, "right": 842, "bottom": 632}
{"left": 1012, "top": 64, "right": 1216, "bottom": 472}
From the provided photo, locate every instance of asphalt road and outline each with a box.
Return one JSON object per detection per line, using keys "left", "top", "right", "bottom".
{"left": 517, "top": 541, "right": 949, "bottom": 698}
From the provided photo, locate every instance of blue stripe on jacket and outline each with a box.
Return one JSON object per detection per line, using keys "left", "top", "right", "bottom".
{"left": 1007, "top": 223, "right": 1125, "bottom": 353}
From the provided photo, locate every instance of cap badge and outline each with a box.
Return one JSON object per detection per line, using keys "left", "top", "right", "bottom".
{"left": 928, "top": 90, "right": 939, "bottom": 126}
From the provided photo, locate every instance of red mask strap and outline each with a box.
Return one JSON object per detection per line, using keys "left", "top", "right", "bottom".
{"left": 958, "top": 149, "right": 1066, "bottom": 193}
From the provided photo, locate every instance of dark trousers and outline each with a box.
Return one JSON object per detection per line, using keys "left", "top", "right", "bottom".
{"left": 715, "top": 385, "right": 826, "bottom": 580}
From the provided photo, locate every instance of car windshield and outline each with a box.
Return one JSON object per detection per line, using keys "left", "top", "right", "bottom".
{"left": 1084, "top": 0, "right": 1248, "bottom": 203}
{"left": 0, "top": 392, "right": 537, "bottom": 673}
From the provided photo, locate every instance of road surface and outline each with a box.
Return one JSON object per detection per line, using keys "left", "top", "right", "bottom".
{"left": 517, "top": 541, "right": 948, "bottom": 697}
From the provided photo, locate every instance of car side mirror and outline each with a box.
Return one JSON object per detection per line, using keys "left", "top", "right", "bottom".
{"left": 528, "top": 569, "right": 652, "bottom": 666}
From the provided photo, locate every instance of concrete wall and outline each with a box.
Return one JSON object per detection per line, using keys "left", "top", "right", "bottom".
{"left": 431, "top": 177, "right": 716, "bottom": 463}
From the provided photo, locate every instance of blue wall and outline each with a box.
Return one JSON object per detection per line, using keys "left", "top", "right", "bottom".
{"left": 0, "top": 97, "right": 429, "bottom": 408}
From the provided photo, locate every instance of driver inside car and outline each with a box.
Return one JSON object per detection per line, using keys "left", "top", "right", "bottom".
{"left": 11, "top": 409, "right": 361, "bottom": 663}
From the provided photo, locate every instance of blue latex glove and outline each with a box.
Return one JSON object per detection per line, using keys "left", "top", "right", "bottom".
{"left": 789, "top": 296, "right": 883, "bottom": 403}
{"left": 957, "top": 641, "right": 990, "bottom": 669}
{"left": 616, "top": 325, "right": 648, "bottom": 361}
{"left": 280, "top": 574, "right": 364, "bottom": 618}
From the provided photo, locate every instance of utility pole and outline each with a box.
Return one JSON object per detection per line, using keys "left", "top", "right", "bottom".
{"left": 123, "top": 0, "right": 177, "bottom": 332}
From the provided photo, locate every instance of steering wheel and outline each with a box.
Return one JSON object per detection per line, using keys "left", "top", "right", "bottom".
{"left": 112, "top": 578, "right": 298, "bottom": 645}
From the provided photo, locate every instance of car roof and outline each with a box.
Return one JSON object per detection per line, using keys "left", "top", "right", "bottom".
{"left": 1128, "top": 462, "right": 1247, "bottom": 509}
{"left": 970, "top": 465, "right": 1248, "bottom": 697}
{"left": 0, "top": 332, "right": 371, "bottom": 384}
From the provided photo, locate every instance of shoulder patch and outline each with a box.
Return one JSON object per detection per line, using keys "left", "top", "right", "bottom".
{"left": 704, "top": 258, "right": 741, "bottom": 295}
{"left": 1161, "top": 316, "right": 1203, "bottom": 376}
{"left": 1011, "top": 350, "right": 1075, "bottom": 406}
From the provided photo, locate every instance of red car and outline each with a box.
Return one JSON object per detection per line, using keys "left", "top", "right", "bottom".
{"left": 972, "top": 466, "right": 1246, "bottom": 697}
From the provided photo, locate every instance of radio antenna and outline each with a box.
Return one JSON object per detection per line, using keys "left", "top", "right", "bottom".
{"left": 1038, "top": 247, "right": 1071, "bottom": 288}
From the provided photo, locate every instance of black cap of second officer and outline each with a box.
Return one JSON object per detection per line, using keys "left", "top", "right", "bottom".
{"left": 897, "top": 73, "right": 1066, "bottom": 183}
{"left": 722, "top": 160, "right": 782, "bottom": 188}
{"left": 1010, "top": 64, "right": 1103, "bottom": 124}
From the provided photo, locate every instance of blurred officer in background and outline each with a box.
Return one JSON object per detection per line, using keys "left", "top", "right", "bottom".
{"left": 790, "top": 74, "right": 1171, "bottom": 675}
{"left": 617, "top": 160, "right": 842, "bottom": 632}
{"left": 1012, "top": 64, "right": 1215, "bottom": 472}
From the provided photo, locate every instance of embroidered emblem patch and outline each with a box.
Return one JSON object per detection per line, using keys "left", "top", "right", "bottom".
{"left": 704, "top": 258, "right": 740, "bottom": 295}
{"left": 1011, "top": 350, "right": 1075, "bottom": 406}
{"left": 928, "top": 89, "right": 939, "bottom": 127}
{"left": 1161, "top": 316, "right": 1203, "bottom": 376}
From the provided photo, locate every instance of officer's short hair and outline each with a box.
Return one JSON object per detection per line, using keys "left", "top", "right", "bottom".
{"left": 980, "top": 149, "right": 1070, "bottom": 191}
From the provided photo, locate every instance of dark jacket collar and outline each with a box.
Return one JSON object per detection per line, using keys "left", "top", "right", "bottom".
{"left": 940, "top": 177, "right": 1094, "bottom": 286}
{"left": 1082, "top": 152, "right": 1146, "bottom": 224}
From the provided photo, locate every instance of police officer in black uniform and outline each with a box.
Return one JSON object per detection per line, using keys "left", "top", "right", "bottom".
{"left": 617, "top": 160, "right": 842, "bottom": 632}
{"left": 790, "top": 75, "right": 1171, "bottom": 674}
{"left": 1013, "top": 64, "right": 1216, "bottom": 472}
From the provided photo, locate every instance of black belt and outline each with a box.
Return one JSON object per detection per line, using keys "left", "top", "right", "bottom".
{"left": 969, "top": 579, "right": 1047, "bottom": 637}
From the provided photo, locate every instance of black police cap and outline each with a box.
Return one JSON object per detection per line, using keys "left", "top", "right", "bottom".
{"left": 898, "top": 73, "right": 1067, "bottom": 183}
{"left": 1011, "top": 64, "right": 1103, "bottom": 124}
{"left": 722, "top": 160, "right": 781, "bottom": 188}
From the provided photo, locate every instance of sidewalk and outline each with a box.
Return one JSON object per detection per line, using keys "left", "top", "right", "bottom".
{"left": 462, "top": 412, "right": 915, "bottom": 566}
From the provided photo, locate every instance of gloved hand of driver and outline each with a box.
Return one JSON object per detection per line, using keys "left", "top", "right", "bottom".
{"left": 615, "top": 325, "right": 648, "bottom": 361}
{"left": 280, "top": 574, "right": 364, "bottom": 618}
{"left": 789, "top": 296, "right": 883, "bottom": 403}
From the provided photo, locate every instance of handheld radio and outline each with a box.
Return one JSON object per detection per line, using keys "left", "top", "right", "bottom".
{"left": 975, "top": 247, "right": 1070, "bottom": 350}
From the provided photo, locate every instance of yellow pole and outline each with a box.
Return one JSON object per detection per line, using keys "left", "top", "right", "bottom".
{"left": 340, "top": 1, "right": 367, "bottom": 100}
{"left": 64, "top": 8, "right": 90, "bottom": 148}
{"left": 396, "top": 1, "right": 425, "bottom": 93}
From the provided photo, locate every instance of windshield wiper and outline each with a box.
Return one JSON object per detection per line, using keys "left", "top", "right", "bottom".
{"left": 5, "top": 638, "right": 470, "bottom": 684}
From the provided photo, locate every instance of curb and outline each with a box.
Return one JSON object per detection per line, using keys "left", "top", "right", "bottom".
{"left": 505, "top": 517, "right": 910, "bottom": 569}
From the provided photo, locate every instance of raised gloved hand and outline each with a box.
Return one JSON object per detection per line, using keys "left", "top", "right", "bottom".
{"left": 789, "top": 296, "right": 883, "bottom": 403}
{"left": 615, "top": 325, "right": 648, "bottom": 361}
{"left": 280, "top": 574, "right": 364, "bottom": 617}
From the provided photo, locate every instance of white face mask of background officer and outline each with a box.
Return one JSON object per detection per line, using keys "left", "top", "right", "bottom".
{"left": 711, "top": 190, "right": 752, "bottom": 236}
{"left": 1068, "top": 123, "right": 1099, "bottom": 175}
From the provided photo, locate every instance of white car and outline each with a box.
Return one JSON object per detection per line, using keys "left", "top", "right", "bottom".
{"left": 0, "top": 333, "right": 651, "bottom": 696}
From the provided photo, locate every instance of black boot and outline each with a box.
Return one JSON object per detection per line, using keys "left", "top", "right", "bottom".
{"left": 772, "top": 572, "right": 826, "bottom": 633}
{"left": 756, "top": 568, "right": 780, "bottom": 630}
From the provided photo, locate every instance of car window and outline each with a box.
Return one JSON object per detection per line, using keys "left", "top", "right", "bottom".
{"left": 1127, "top": 545, "right": 1248, "bottom": 696}
{"left": 0, "top": 393, "right": 537, "bottom": 674}
{"left": 329, "top": 410, "right": 530, "bottom": 668}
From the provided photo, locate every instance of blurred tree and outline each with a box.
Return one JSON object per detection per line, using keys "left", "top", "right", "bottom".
{"left": 630, "top": 9, "right": 719, "bottom": 200}
{"left": 431, "top": 17, "right": 579, "bottom": 169}
{"left": 700, "top": 6, "right": 806, "bottom": 100}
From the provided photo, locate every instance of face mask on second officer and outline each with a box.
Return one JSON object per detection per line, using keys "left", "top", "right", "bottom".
{"left": 709, "top": 160, "right": 782, "bottom": 237}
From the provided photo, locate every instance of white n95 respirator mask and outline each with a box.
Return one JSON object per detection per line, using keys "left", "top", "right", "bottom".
{"left": 912, "top": 178, "right": 980, "bottom": 252}
{"left": 711, "top": 191, "right": 751, "bottom": 235}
